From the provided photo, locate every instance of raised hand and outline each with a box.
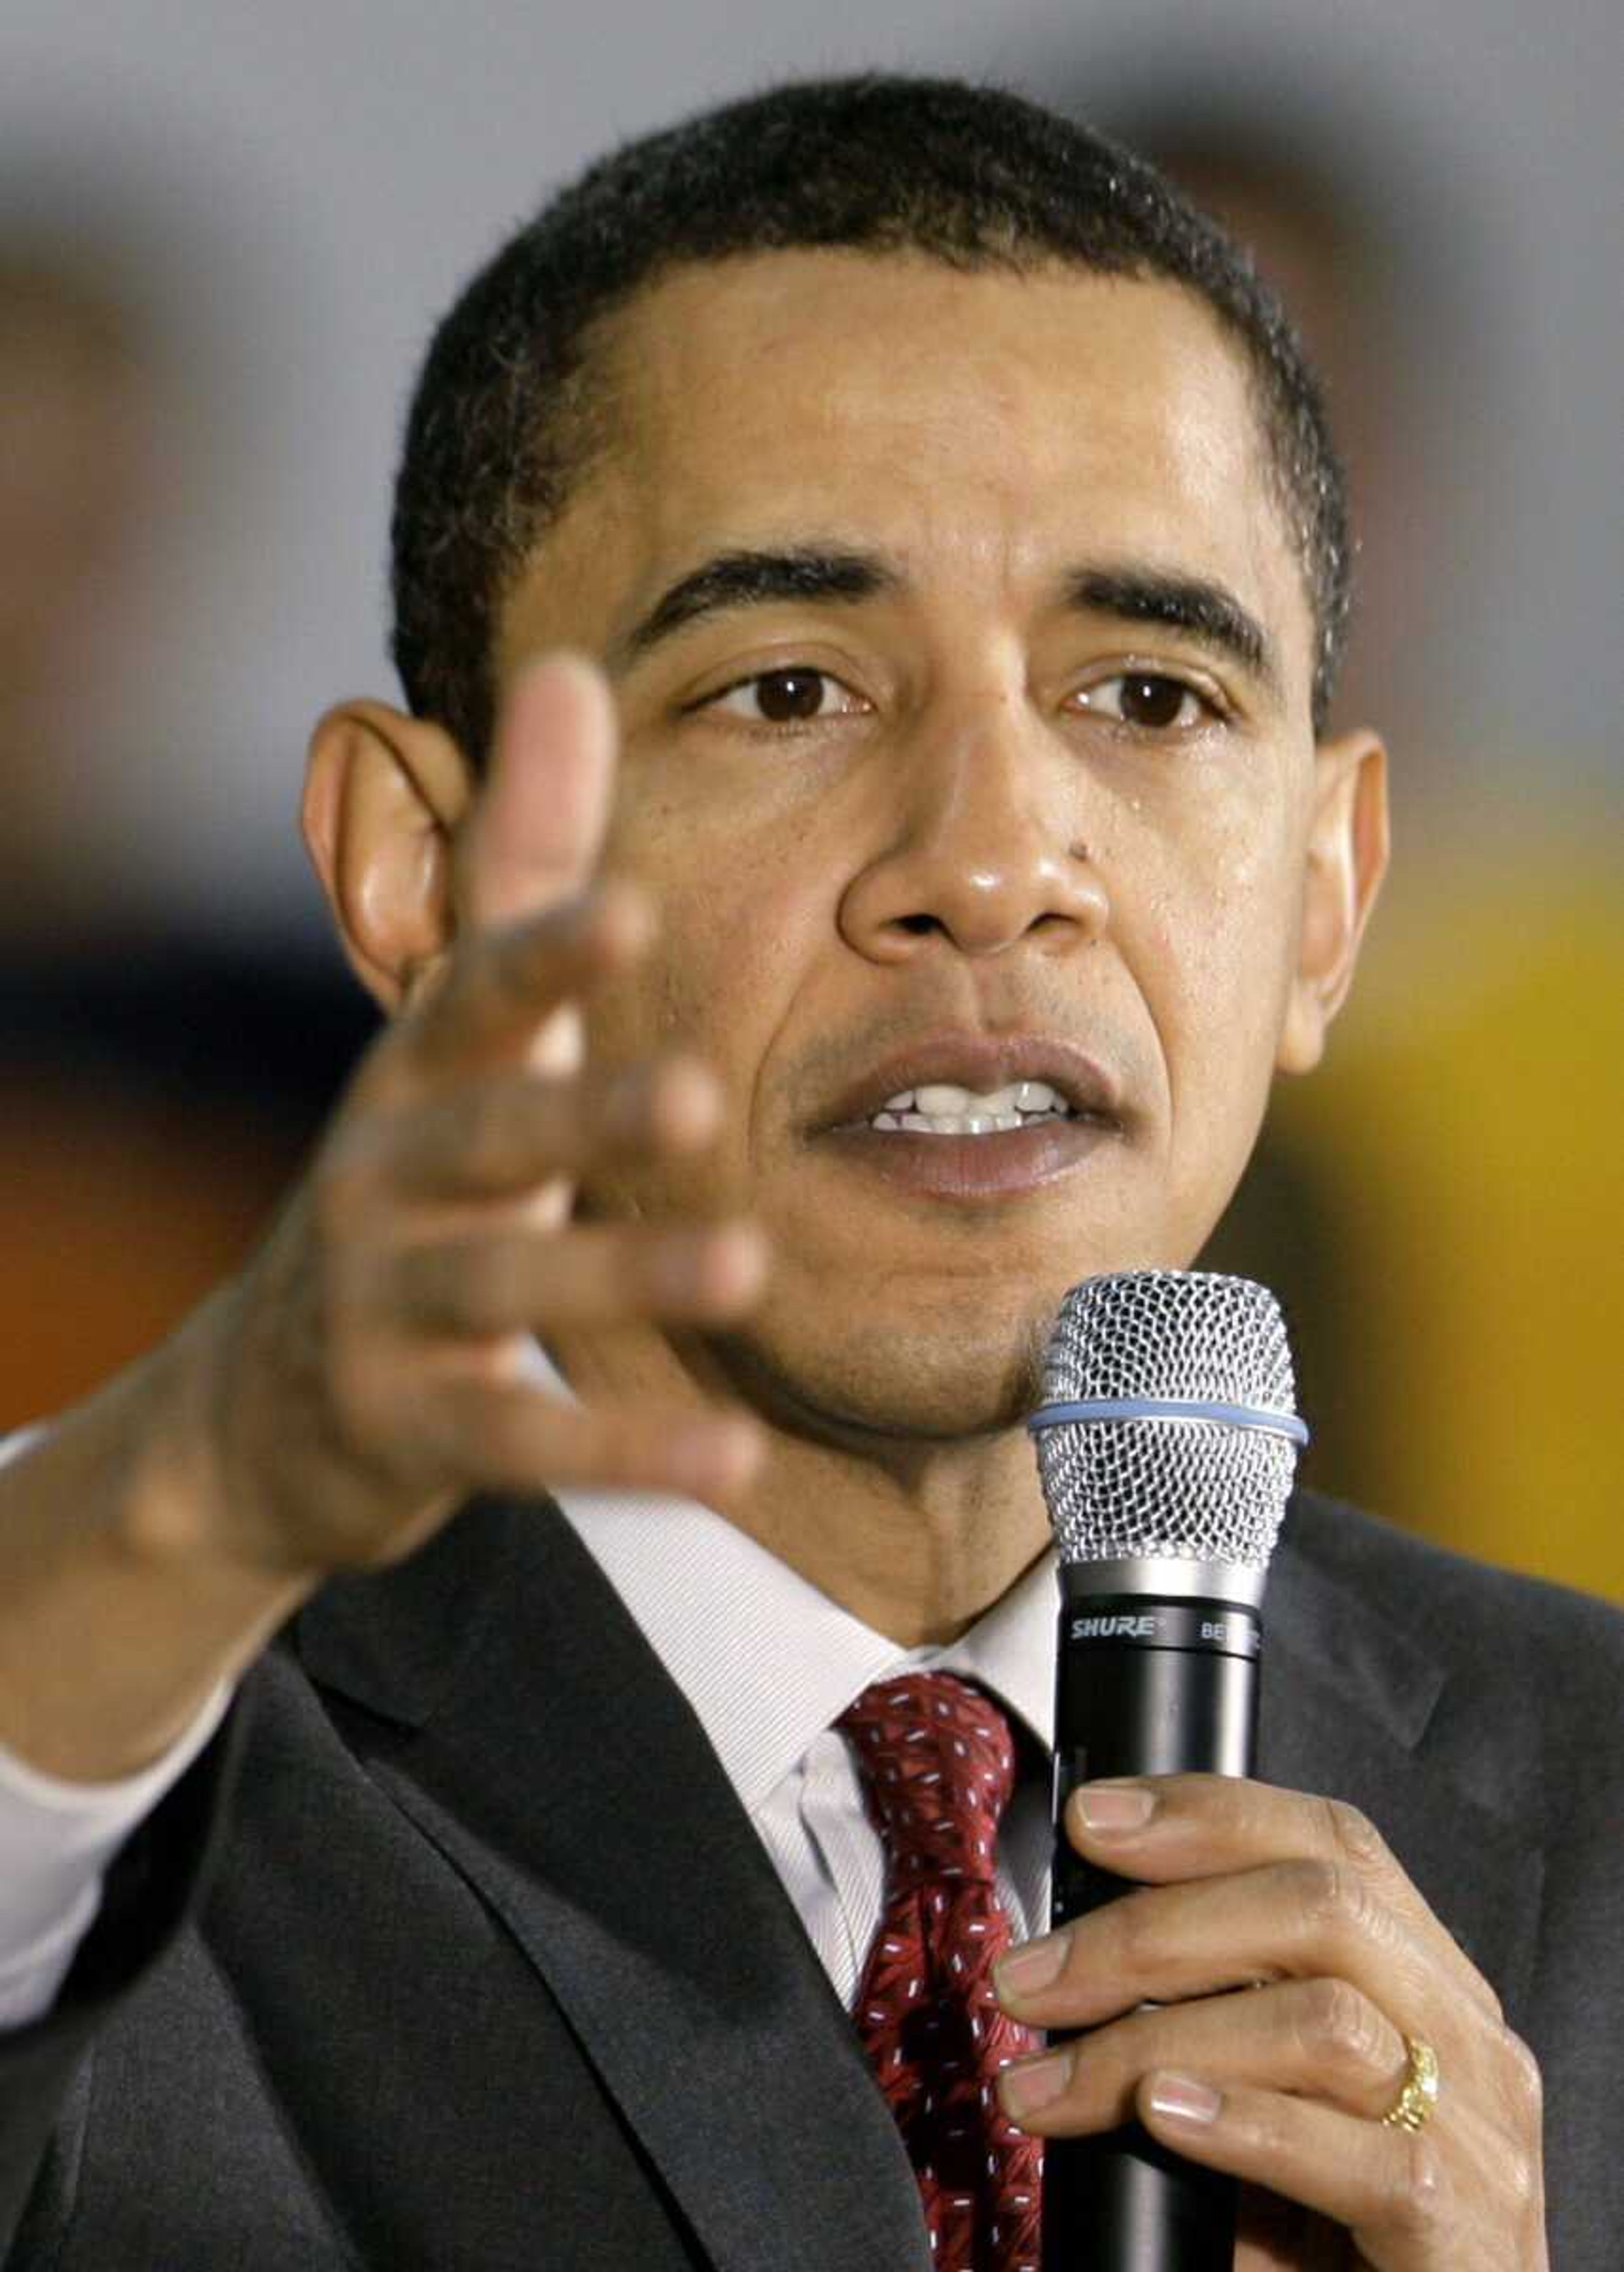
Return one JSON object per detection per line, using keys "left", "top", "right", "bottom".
{"left": 186, "top": 654, "right": 768, "bottom": 1577}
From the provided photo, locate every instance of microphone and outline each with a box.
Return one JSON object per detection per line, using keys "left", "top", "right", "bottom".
{"left": 1026, "top": 1270, "right": 1307, "bottom": 2272}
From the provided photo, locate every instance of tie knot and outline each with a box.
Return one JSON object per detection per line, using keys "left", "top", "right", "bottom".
{"left": 837, "top": 1671, "right": 1018, "bottom": 1885}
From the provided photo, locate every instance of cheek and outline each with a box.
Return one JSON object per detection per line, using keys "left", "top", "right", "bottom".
{"left": 1122, "top": 799, "right": 1304, "bottom": 1090}
{"left": 585, "top": 813, "right": 818, "bottom": 1192}
{"left": 651, "top": 830, "right": 812, "bottom": 1042}
{"left": 608, "top": 759, "right": 828, "bottom": 1003}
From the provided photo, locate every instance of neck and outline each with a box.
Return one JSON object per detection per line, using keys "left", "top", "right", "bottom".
{"left": 550, "top": 1323, "right": 1051, "bottom": 1646}
{"left": 742, "top": 1430, "right": 1051, "bottom": 1645}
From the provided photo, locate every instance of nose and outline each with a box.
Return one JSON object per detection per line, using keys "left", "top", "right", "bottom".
{"left": 837, "top": 698, "right": 1110, "bottom": 963}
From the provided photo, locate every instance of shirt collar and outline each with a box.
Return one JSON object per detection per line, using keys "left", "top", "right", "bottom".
{"left": 530, "top": 1346, "right": 1055, "bottom": 1818}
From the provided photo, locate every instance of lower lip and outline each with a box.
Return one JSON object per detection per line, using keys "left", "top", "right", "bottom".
{"left": 813, "top": 1117, "right": 1118, "bottom": 1200}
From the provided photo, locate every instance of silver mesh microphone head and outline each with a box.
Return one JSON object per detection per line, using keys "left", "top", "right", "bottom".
{"left": 1031, "top": 1271, "right": 1303, "bottom": 1578}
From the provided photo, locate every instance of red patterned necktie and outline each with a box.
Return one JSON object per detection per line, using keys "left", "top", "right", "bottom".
{"left": 837, "top": 1671, "right": 1044, "bottom": 2271}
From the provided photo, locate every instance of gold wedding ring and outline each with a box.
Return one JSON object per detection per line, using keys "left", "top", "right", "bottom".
{"left": 1381, "top": 2035, "right": 1440, "bottom": 2133}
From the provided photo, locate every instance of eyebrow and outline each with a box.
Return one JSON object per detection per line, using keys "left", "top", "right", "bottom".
{"left": 608, "top": 542, "right": 1278, "bottom": 697}
{"left": 609, "top": 547, "right": 897, "bottom": 671}
{"left": 1066, "top": 565, "right": 1278, "bottom": 695}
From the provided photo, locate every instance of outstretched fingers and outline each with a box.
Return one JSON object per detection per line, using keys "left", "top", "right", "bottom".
{"left": 461, "top": 652, "right": 620, "bottom": 932}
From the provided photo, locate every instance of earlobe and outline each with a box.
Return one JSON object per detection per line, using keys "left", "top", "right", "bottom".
{"left": 1277, "top": 729, "right": 1390, "bottom": 1075}
{"left": 301, "top": 700, "right": 475, "bottom": 1014}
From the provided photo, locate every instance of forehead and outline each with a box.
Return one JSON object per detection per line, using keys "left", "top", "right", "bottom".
{"left": 503, "top": 250, "right": 1312, "bottom": 695}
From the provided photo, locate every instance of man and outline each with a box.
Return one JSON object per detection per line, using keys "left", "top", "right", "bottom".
{"left": 0, "top": 75, "right": 1616, "bottom": 2270}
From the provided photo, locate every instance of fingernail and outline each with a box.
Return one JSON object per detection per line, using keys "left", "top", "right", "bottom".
{"left": 998, "top": 2049, "right": 1073, "bottom": 2121}
{"left": 994, "top": 1932, "right": 1070, "bottom": 2002}
{"left": 671, "top": 1418, "right": 761, "bottom": 1496}
{"left": 591, "top": 879, "right": 655, "bottom": 959}
{"left": 652, "top": 1228, "right": 759, "bottom": 1305}
{"left": 655, "top": 1060, "right": 722, "bottom": 1146}
{"left": 1072, "top": 1781, "right": 1156, "bottom": 1834}
{"left": 719, "top": 1223, "right": 770, "bottom": 1291}
{"left": 1147, "top": 2072, "right": 1221, "bottom": 2126}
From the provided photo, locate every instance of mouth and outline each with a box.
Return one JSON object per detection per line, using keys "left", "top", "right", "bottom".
{"left": 859, "top": 1076, "right": 1078, "bottom": 1135}
{"left": 811, "top": 1040, "right": 1126, "bottom": 1201}
{"left": 817, "top": 1113, "right": 1118, "bottom": 1201}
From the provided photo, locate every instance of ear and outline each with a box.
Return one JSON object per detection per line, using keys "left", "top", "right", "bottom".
{"left": 301, "top": 700, "right": 475, "bottom": 1014}
{"left": 1276, "top": 728, "right": 1390, "bottom": 1075}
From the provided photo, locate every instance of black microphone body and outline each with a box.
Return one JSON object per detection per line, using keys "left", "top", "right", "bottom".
{"left": 1045, "top": 1571, "right": 1261, "bottom": 2270}
{"left": 1027, "top": 1271, "right": 1305, "bottom": 2272}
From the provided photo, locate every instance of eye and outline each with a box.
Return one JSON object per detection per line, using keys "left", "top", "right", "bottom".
{"left": 707, "top": 667, "right": 868, "bottom": 725}
{"left": 1074, "top": 672, "right": 1212, "bottom": 732}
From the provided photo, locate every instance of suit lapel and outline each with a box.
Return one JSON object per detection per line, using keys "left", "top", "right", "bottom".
{"left": 1264, "top": 1506, "right": 1542, "bottom": 2019}
{"left": 294, "top": 1496, "right": 930, "bottom": 2272}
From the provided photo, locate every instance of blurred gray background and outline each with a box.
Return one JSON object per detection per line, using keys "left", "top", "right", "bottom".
{"left": 3, "top": 0, "right": 1619, "bottom": 929}
{"left": 3, "top": 0, "right": 1620, "bottom": 1594}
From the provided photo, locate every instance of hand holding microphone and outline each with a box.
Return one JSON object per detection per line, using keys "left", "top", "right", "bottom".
{"left": 992, "top": 1272, "right": 1547, "bottom": 2272}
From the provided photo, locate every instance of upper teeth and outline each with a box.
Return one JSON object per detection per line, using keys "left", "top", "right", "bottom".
{"left": 867, "top": 1080, "right": 1073, "bottom": 1134}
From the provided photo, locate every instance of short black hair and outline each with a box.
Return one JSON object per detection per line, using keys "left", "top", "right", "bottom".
{"left": 390, "top": 74, "right": 1351, "bottom": 761}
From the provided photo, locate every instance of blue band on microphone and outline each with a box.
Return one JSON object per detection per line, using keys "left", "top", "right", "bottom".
{"left": 1026, "top": 1396, "right": 1310, "bottom": 1448}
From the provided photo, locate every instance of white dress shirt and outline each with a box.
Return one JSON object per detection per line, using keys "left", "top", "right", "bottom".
{"left": 0, "top": 1391, "right": 1057, "bottom": 2028}
{"left": 556, "top": 1483, "right": 1056, "bottom": 2003}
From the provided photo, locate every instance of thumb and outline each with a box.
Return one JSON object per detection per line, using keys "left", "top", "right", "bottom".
{"left": 461, "top": 651, "right": 619, "bottom": 934}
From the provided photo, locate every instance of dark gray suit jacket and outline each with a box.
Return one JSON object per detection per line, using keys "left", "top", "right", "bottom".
{"left": 2, "top": 1490, "right": 1621, "bottom": 2269}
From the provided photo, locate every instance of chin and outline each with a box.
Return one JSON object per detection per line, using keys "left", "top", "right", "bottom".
{"left": 705, "top": 1292, "right": 1054, "bottom": 1446}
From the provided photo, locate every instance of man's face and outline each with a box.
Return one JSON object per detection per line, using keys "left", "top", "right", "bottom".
{"left": 494, "top": 252, "right": 1336, "bottom": 1444}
